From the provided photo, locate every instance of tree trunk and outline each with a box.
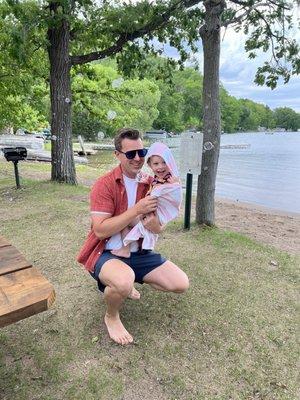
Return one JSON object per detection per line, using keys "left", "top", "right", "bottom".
{"left": 196, "top": 0, "right": 225, "bottom": 225}
{"left": 47, "top": 3, "right": 76, "bottom": 184}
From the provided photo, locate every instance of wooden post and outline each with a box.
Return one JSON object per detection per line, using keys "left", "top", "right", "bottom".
{"left": 78, "top": 135, "right": 86, "bottom": 156}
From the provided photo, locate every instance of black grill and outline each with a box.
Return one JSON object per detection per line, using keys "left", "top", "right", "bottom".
{"left": 3, "top": 147, "right": 27, "bottom": 162}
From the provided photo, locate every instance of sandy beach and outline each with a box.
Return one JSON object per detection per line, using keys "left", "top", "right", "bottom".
{"left": 214, "top": 198, "right": 300, "bottom": 255}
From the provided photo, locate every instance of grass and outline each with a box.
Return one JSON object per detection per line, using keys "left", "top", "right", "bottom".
{"left": 0, "top": 158, "right": 299, "bottom": 400}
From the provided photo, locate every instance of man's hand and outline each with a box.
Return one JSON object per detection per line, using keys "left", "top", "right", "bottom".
{"left": 142, "top": 212, "right": 162, "bottom": 234}
{"left": 134, "top": 196, "right": 157, "bottom": 216}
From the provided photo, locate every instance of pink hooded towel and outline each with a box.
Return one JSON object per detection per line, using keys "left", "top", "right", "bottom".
{"left": 123, "top": 142, "right": 182, "bottom": 250}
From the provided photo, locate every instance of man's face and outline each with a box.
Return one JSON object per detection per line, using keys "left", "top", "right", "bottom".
{"left": 115, "top": 138, "right": 145, "bottom": 178}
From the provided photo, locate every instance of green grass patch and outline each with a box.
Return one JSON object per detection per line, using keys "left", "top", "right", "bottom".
{"left": 0, "top": 160, "right": 299, "bottom": 399}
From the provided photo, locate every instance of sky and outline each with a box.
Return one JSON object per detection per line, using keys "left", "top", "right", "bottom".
{"left": 218, "top": 21, "right": 300, "bottom": 112}
{"left": 161, "top": 28, "right": 300, "bottom": 113}
{"left": 156, "top": 5, "right": 300, "bottom": 113}
{"left": 122, "top": 0, "right": 299, "bottom": 111}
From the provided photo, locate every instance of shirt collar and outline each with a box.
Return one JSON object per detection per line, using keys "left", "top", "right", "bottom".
{"left": 113, "top": 164, "right": 124, "bottom": 183}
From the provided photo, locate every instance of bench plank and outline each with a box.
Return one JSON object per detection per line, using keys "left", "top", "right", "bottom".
{"left": 0, "top": 267, "right": 55, "bottom": 328}
{"left": 0, "top": 236, "right": 10, "bottom": 248}
{"left": 0, "top": 245, "right": 32, "bottom": 276}
{"left": 0, "top": 235, "right": 55, "bottom": 327}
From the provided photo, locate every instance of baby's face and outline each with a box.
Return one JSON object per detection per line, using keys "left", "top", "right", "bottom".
{"left": 148, "top": 155, "right": 170, "bottom": 180}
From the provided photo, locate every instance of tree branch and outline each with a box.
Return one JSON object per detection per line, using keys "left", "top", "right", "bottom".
{"left": 71, "top": 0, "right": 202, "bottom": 66}
{"left": 222, "top": 2, "right": 271, "bottom": 27}
{"left": 75, "top": 88, "right": 151, "bottom": 111}
{"left": 229, "top": 0, "right": 290, "bottom": 10}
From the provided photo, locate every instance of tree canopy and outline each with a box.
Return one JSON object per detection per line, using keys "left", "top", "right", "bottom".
{"left": 1, "top": 58, "right": 300, "bottom": 135}
{"left": 0, "top": 0, "right": 299, "bottom": 189}
{"left": 72, "top": 63, "right": 160, "bottom": 139}
{"left": 274, "top": 107, "right": 300, "bottom": 131}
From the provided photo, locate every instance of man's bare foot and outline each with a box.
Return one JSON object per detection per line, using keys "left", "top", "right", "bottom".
{"left": 111, "top": 246, "right": 130, "bottom": 258}
{"left": 127, "top": 286, "right": 141, "bottom": 300}
{"left": 104, "top": 313, "right": 133, "bottom": 345}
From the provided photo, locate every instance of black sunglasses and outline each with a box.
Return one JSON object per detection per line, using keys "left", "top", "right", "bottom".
{"left": 117, "top": 148, "right": 148, "bottom": 159}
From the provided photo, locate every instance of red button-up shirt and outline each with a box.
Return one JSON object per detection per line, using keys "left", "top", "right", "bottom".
{"left": 77, "top": 164, "right": 150, "bottom": 272}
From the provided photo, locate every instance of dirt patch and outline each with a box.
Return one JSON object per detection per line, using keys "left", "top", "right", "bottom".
{"left": 185, "top": 198, "right": 300, "bottom": 255}
{"left": 215, "top": 198, "right": 300, "bottom": 255}
{"left": 66, "top": 194, "right": 88, "bottom": 202}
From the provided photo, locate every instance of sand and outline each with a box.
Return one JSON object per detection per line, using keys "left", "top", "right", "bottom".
{"left": 214, "top": 198, "right": 300, "bottom": 255}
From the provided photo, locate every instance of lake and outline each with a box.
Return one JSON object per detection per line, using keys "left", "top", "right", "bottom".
{"left": 172, "top": 131, "right": 300, "bottom": 214}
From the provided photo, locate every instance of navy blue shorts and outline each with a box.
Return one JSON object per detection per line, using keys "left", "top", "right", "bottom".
{"left": 90, "top": 250, "right": 167, "bottom": 293}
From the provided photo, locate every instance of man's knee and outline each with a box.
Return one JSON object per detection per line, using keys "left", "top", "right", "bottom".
{"left": 161, "top": 272, "right": 189, "bottom": 293}
{"left": 173, "top": 273, "right": 189, "bottom": 293}
{"left": 111, "top": 276, "right": 135, "bottom": 298}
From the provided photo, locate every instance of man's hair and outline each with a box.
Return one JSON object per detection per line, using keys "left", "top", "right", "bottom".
{"left": 114, "top": 128, "right": 141, "bottom": 151}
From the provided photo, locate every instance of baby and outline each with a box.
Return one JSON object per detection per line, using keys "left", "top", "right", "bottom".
{"left": 111, "top": 142, "right": 182, "bottom": 257}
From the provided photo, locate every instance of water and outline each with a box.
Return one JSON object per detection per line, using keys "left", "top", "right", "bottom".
{"left": 171, "top": 132, "right": 300, "bottom": 214}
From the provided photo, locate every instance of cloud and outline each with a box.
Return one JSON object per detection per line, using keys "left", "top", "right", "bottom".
{"left": 148, "top": 4, "right": 300, "bottom": 112}
{"left": 217, "top": 10, "right": 300, "bottom": 111}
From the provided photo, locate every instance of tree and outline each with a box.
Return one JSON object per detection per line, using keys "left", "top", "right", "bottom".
{"left": 2, "top": 0, "right": 299, "bottom": 224}
{"left": 153, "top": 67, "right": 203, "bottom": 132}
{"left": 2, "top": 0, "right": 204, "bottom": 183}
{"left": 220, "top": 88, "right": 241, "bottom": 133}
{"left": 260, "top": 105, "right": 276, "bottom": 130}
{"left": 72, "top": 64, "right": 160, "bottom": 138}
{"left": 237, "top": 99, "right": 263, "bottom": 131}
{"left": 0, "top": 2, "right": 48, "bottom": 131}
{"left": 274, "top": 107, "right": 300, "bottom": 131}
{"left": 196, "top": 0, "right": 299, "bottom": 225}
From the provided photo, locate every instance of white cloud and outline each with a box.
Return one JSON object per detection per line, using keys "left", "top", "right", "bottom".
{"left": 218, "top": 23, "right": 300, "bottom": 111}
{"left": 217, "top": 7, "right": 300, "bottom": 111}
{"left": 146, "top": 3, "right": 300, "bottom": 112}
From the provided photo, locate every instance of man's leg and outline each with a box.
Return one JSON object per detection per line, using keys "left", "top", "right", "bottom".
{"left": 143, "top": 260, "right": 189, "bottom": 293}
{"left": 99, "top": 259, "right": 136, "bottom": 345}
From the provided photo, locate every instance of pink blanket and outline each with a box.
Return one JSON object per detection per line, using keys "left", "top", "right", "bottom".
{"left": 123, "top": 183, "right": 182, "bottom": 250}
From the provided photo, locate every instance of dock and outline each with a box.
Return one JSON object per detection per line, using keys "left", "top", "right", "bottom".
{"left": 26, "top": 150, "right": 88, "bottom": 164}
{"left": 220, "top": 144, "right": 250, "bottom": 149}
{"left": 0, "top": 149, "right": 88, "bottom": 164}
{"left": 92, "top": 144, "right": 115, "bottom": 150}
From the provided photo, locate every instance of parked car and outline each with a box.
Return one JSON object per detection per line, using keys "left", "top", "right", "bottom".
{"left": 41, "top": 129, "right": 51, "bottom": 140}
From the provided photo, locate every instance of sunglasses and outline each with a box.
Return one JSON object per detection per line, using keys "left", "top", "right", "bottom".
{"left": 117, "top": 148, "right": 148, "bottom": 159}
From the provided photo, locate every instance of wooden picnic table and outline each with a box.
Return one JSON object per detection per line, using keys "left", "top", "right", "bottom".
{"left": 0, "top": 236, "right": 55, "bottom": 328}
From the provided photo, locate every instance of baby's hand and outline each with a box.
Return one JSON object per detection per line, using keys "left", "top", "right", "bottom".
{"left": 136, "top": 171, "right": 152, "bottom": 184}
{"left": 166, "top": 175, "right": 180, "bottom": 184}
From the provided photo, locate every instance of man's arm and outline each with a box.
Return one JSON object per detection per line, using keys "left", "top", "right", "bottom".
{"left": 92, "top": 196, "right": 158, "bottom": 240}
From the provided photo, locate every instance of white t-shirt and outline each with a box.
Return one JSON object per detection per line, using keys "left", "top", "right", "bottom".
{"left": 105, "top": 174, "right": 139, "bottom": 252}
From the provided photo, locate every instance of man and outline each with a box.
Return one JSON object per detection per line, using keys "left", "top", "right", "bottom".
{"left": 77, "top": 128, "right": 189, "bottom": 345}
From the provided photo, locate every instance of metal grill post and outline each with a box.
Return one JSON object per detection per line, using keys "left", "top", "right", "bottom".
{"left": 13, "top": 161, "right": 21, "bottom": 189}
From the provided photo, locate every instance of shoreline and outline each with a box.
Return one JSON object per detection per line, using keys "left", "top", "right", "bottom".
{"left": 215, "top": 196, "right": 300, "bottom": 218}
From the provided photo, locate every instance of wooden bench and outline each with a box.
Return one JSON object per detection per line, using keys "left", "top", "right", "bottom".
{"left": 0, "top": 236, "right": 55, "bottom": 328}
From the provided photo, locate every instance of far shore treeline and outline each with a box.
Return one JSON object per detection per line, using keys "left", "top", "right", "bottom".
{"left": 1, "top": 59, "right": 299, "bottom": 139}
